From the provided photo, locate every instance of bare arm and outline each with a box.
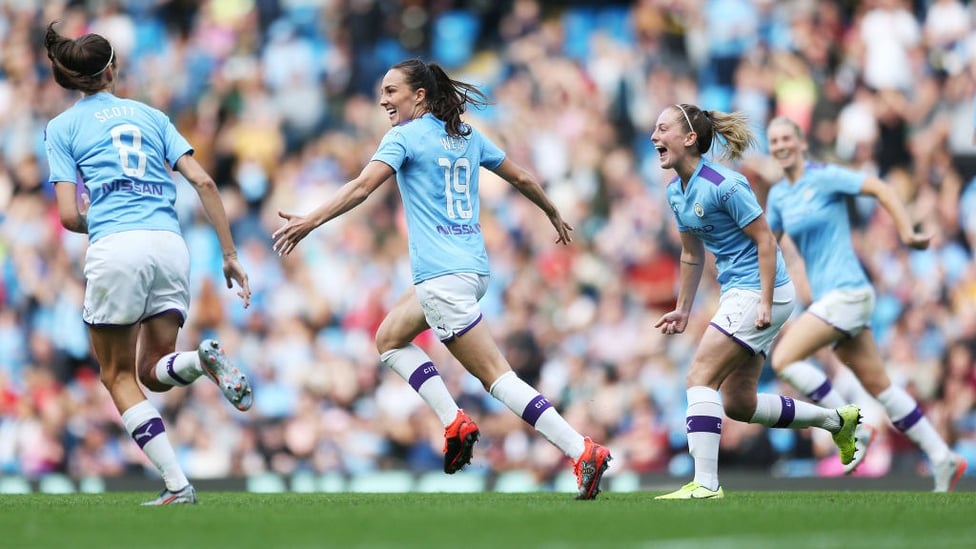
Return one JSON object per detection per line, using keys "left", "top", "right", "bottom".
{"left": 272, "top": 160, "right": 395, "bottom": 256}
{"left": 655, "top": 231, "right": 704, "bottom": 335}
{"left": 742, "top": 214, "right": 778, "bottom": 329}
{"left": 492, "top": 158, "right": 573, "bottom": 244}
{"left": 54, "top": 182, "right": 87, "bottom": 233}
{"left": 174, "top": 153, "right": 251, "bottom": 307}
{"left": 859, "top": 176, "right": 931, "bottom": 249}
{"left": 774, "top": 230, "right": 812, "bottom": 306}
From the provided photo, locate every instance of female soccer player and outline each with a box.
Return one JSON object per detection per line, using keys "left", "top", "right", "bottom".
{"left": 651, "top": 104, "right": 860, "bottom": 499}
{"left": 44, "top": 22, "right": 253, "bottom": 505}
{"left": 764, "top": 116, "right": 966, "bottom": 491}
{"left": 273, "top": 59, "right": 611, "bottom": 499}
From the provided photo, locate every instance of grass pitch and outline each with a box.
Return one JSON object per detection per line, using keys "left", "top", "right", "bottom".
{"left": 1, "top": 491, "right": 973, "bottom": 548}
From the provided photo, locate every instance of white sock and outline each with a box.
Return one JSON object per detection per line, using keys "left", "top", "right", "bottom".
{"left": 686, "top": 386, "right": 723, "bottom": 491}
{"left": 121, "top": 400, "right": 189, "bottom": 491}
{"left": 489, "top": 371, "right": 586, "bottom": 460}
{"left": 750, "top": 393, "right": 841, "bottom": 431}
{"left": 154, "top": 352, "right": 204, "bottom": 386}
{"left": 780, "top": 361, "right": 846, "bottom": 409}
{"left": 876, "top": 385, "right": 950, "bottom": 464}
{"left": 380, "top": 344, "right": 459, "bottom": 427}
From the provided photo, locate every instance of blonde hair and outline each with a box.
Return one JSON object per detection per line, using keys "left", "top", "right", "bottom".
{"left": 672, "top": 104, "right": 757, "bottom": 161}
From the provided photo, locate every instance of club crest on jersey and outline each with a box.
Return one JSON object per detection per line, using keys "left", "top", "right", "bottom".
{"left": 694, "top": 203, "right": 704, "bottom": 217}
{"left": 803, "top": 188, "right": 814, "bottom": 201}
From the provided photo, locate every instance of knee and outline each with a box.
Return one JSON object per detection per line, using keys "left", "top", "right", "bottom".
{"left": 723, "top": 393, "right": 756, "bottom": 423}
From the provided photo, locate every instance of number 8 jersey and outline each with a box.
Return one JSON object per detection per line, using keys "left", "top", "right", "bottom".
{"left": 45, "top": 92, "right": 191, "bottom": 243}
{"left": 371, "top": 113, "right": 505, "bottom": 284}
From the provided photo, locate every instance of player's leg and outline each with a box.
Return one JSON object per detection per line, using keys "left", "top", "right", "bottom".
{"left": 375, "top": 287, "right": 471, "bottom": 472}
{"left": 137, "top": 231, "right": 252, "bottom": 410}
{"left": 445, "top": 320, "right": 611, "bottom": 499}
{"left": 89, "top": 324, "right": 195, "bottom": 505}
{"left": 771, "top": 312, "right": 847, "bottom": 408}
{"left": 82, "top": 231, "right": 195, "bottom": 504}
{"left": 836, "top": 331, "right": 967, "bottom": 491}
{"left": 424, "top": 274, "right": 610, "bottom": 499}
{"left": 656, "top": 326, "right": 753, "bottom": 500}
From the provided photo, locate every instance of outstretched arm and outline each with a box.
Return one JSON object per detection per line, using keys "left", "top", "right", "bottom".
{"left": 492, "top": 158, "right": 573, "bottom": 244}
{"left": 273, "top": 160, "right": 395, "bottom": 256}
{"left": 859, "top": 177, "right": 930, "bottom": 249}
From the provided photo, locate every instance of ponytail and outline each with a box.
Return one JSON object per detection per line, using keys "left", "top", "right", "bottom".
{"left": 44, "top": 21, "right": 115, "bottom": 93}
{"left": 673, "top": 104, "right": 757, "bottom": 161}
{"left": 391, "top": 59, "right": 490, "bottom": 139}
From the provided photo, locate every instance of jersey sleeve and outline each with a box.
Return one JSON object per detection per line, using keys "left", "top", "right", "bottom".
{"left": 721, "top": 179, "right": 763, "bottom": 228}
{"left": 155, "top": 109, "right": 193, "bottom": 166}
{"left": 478, "top": 131, "right": 506, "bottom": 169}
{"left": 371, "top": 128, "right": 408, "bottom": 171}
{"left": 45, "top": 119, "right": 78, "bottom": 184}
{"left": 818, "top": 164, "right": 865, "bottom": 196}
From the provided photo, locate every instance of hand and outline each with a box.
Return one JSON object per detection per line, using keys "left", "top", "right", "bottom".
{"left": 902, "top": 230, "right": 932, "bottom": 250}
{"left": 754, "top": 302, "right": 772, "bottom": 330}
{"left": 654, "top": 310, "right": 688, "bottom": 335}
{"left": 222, "top": 255, "right": 251, "bottom": 308}
{"left": 549, "top": 213, "right": 574, "bottom": 245}
{"left": 272, "top": 211, "right": 315, "bottom": 256}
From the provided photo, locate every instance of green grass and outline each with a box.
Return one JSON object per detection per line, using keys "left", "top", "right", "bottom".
{"left": 1, "top": 491, "right": 974, "bottom": 548}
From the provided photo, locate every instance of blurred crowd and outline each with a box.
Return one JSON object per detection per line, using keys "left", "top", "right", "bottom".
{"left": 1, "top": 0, "right": 975, "bottom": 487}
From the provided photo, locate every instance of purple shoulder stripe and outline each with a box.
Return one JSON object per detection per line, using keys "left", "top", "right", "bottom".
{"left": 698, "top": 165, "right": 725, "bottom": 185}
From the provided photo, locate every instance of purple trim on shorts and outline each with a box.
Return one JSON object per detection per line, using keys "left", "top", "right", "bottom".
{"left": 408, "top": 362, "right": 439, "bottom": 392}
{"left": 708, "top": 322, "right": 758, "bottom": 356}
{"left": 166, "top": 354, "right": 192, "bottom": 386}
{"left": 521, "top": 395, "right": 552, "bottom": 427}
{"left": 131, "top": 417, "right": 165, "bottom": 449}
{"left": 440, "top": 314, "right": 483, "bottom": 343}
{"left": 686, "top": 415, "right": 722, "bottom": 434}
{"left": 773, "top": 396, "right": 796, "bottom": 428}
{"left": 892, "top": 407, "right": 923, "bottom": 432}
{"left": 808, "top": 379, "right": 833, "bottom": 402}
{"left": 699, "top": 164, "right": 726, "bottom": 185}
{"left": 806, "top": 311, "right": 852, "bottom": 340}
{"left": 86, "top": 309, "right": 186, "bottom": 329}
{"left": 143, "top": 308, "right": 186, "bottom": 328}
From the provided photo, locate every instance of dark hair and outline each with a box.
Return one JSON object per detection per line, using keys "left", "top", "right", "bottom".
{"left": 390, "top": 59, "right": 490, "bottom": 139}
{"left": 44, "top": 21, "right": 115, "bottom": 93}
{"left": 673, "top": 104, "right": 757, "bottom": 161}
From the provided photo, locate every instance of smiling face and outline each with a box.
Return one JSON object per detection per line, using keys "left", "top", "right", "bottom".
{"left": 379, "top": 68, "right": 426, "bottom": 126}
{"left": 766, "top": 119, "right": 806, "bottom": 173}
{"left": 650, "top": 107, "right": 695, "bottom": 172}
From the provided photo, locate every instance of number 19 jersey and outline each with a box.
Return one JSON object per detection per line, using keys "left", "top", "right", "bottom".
{"left": 45, "top": 92, "right": 191, "bottom": 243}
{"left": 371, "top": 113, "right": 506, "bottom": 284}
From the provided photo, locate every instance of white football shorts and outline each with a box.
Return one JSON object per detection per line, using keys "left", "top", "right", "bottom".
{"left": 806, "top": 286, "right": 875, "bottom": 337}
{"left": 710, "top": 281, "right": 795, "bottom": 356}
{"left": 83, "top": 230, "right": 190, "bottom": 326}
{"left": 415, "top": 272, "right": 489, "bottom": 342}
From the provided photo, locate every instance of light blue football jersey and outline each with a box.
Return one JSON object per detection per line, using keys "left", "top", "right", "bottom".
{"left": 766, "top": 161, "right": 869, "bottom": 300}
{"left": 371, "top": 113, "right": 506, "bottom": 284}
{"left": 45, "top": 92, "right": 191, "bottom": 243}
{"left": 666, "top": 159, "right": 790, "bottom": 292}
